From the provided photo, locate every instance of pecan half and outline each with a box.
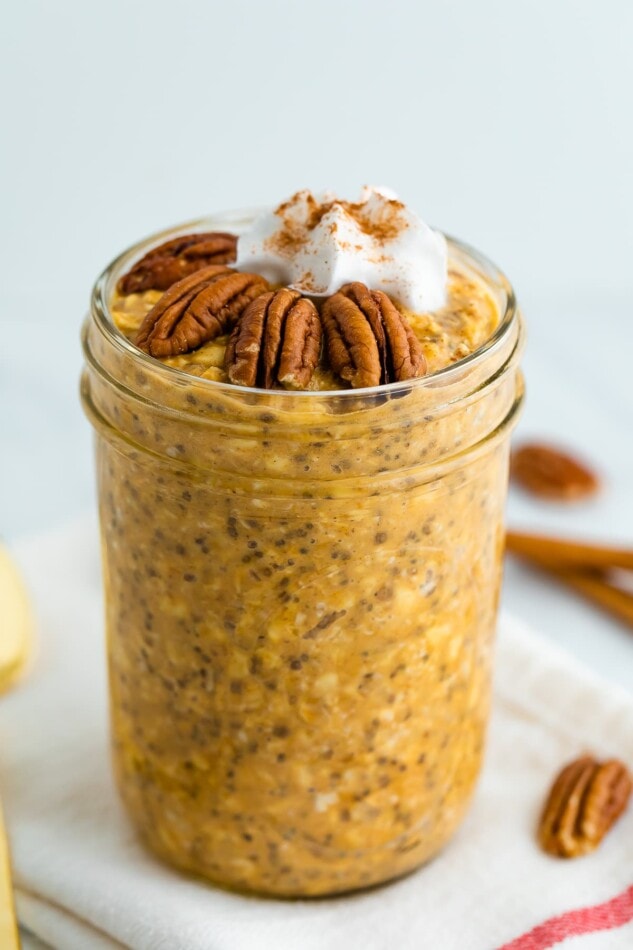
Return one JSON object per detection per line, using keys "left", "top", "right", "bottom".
{"left": 225, "top": 288, "right": 322, "bottom": 390}
{"left": 322, "top": 282, "right": 426, "bottom": 388}
{"left": 117, "top": 232, "right": 238, "bottom": 295}
{"left": 538, "top": 755, "right": 632, "bottom": 858}
{"left": 135, "top": 266, "right": 269, "bottom": 358}
{"left": 511, "top": 443, "right": 600, "bottom": 501}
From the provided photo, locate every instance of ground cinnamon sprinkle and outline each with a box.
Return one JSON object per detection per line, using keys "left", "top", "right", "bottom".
{"left": 299, "top": 270, "right": 315, "bottom": 291}
{"left": 265, "top": 191, "right": 409, "bottom": 259}
{"left": 265, "top": 227, "right": 303, "bottom": 256}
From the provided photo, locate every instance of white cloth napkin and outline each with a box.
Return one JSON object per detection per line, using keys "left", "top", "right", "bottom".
{"left": 3, "top": 517, "right": 633, "bottom": 950}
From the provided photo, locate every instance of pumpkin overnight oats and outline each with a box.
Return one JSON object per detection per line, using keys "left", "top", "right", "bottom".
{"left": 81, "top": 189, "right": 524, "bottom": 896}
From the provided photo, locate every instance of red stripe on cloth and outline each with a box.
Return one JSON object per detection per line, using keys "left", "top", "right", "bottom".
{"left": 498, "top": 884, "right": 633, "bottom": 950}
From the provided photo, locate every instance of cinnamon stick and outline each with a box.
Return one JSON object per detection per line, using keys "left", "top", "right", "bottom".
{"left": 506, "top": 531, "right": 633, "bottom": 573}
{"left": 505, "top": 530, "right": 633, "bottom": 630}
{"left": 554, "top": 570, "right": 633, "bottom": 628}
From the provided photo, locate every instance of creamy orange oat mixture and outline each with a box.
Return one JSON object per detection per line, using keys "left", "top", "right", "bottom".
{"left": 82, "top": 219, "right": 523, "bottom": 897}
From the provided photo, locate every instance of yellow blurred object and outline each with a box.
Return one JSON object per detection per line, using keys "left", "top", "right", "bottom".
{"left": 0, "top": 543, "right": 34, "bottom": 695}
{"left": 0, "top": 805, "right": 19, "bottom": 949}
{"left": 0, "top": 543, "right": 31, "bottom": 946}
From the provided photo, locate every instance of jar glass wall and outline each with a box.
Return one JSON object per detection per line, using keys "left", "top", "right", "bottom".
{"left": 81, "top": 214, "right": 524, "bottom": 897}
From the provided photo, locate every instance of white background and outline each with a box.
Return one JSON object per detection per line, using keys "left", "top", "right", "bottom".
{"left": 1, "top": 3, "right": 632, "bottom": 945}
{"left": 1, "top": 0, "right": 632, "bottom": 666}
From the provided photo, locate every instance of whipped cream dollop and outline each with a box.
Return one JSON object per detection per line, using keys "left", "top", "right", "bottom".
{"left": 236, "top": 187, "right": 448, "bottom": 312}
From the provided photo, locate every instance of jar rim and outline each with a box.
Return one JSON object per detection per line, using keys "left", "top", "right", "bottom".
{"left": 90, "top": 208, "right": 519, "bottom": 400}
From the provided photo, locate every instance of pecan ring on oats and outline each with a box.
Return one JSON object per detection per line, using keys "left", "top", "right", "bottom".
{"left": 135, "top": 266, "right": 269, "bottom": 358}
{"left": 117, "top": 232, "right": 238, "bottom": 295}
{"left": 225, "top": 288, "right": 322, "bottom": 390}
{"left": 123, "top": 249, "right": 430, "bottom": 389}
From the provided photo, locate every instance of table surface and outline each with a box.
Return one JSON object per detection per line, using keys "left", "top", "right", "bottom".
{"left": 5, "top": 288, "right": 633, "bottom": 950}
{"left": 10, "top": 290, "right": 633, "bottom": 950}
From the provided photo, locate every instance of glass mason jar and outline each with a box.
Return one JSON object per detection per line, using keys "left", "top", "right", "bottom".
{"left": 81, "top": 211, "right": 524, "bottom": 897}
